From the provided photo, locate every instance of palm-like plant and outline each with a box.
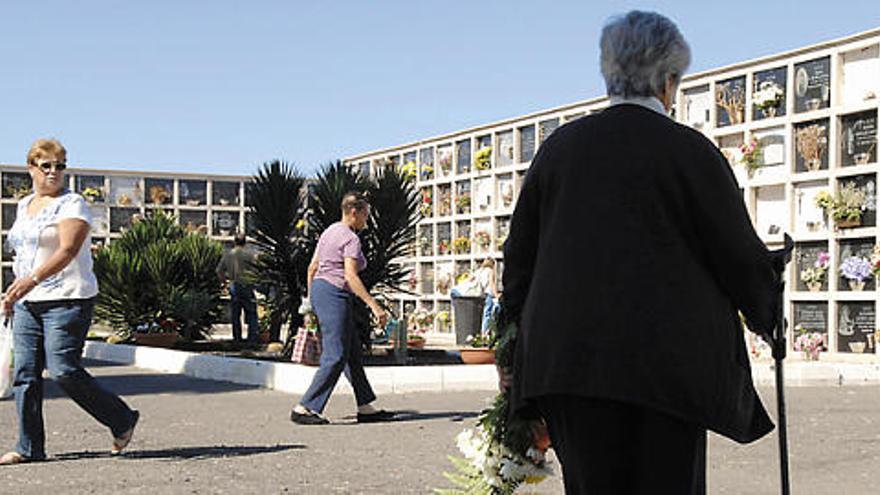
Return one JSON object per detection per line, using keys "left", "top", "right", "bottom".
{"left": 93, "top": 211, "right": 224, "bottom": 341}
{"left": 247, "top": 160, "right": 307, "bottom": 342}
{"left": 306, "top": 161, "right": 420, "bottom": 347}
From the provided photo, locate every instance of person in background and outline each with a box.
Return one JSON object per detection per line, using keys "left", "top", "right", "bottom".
{"left": 216, "top": 233, "right": 260, "bottom": 343}
{"left": 475, "top": 258, "right": 500, "bottom": 334}
{"left": 1, "top": 138, "right": 139, "bottom": 465}
{"left": 501, "top": 11, "right": 783, "bottom": 494}
{"left": 290, "top": 192, "right": 394, "bottom": 425}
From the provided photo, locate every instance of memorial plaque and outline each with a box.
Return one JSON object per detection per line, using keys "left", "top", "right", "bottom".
{"left": 1, "top": 172, "right": 30, "bottom": 199}
{"left": 357, "top": 161, "right": 371, "bottom": 177}
{"left": 794, "top": 242, "right": 829, "bottom": 291}
{"left": 793, "top": 302, "right": 828, "bottom": 337}
{"left": 211, "top": 211, "right": 239, "bottom": 236}
{"left": 2, "top": 204, "right": 16, "bottom": 231}
{"left": 212, "top": 181, "right": 240, "bottom": 206}
{"left": 753, "top": 66, "right": 787, "bottom": 120}
{"left": 837, "top": 302, "right": 876, "bottom": 353}
{"left": 715, "top": 76, "right": 746, "bottom": 127}
{"left": 419, "top": 147, "right": 434, "bottom": 167}
{"left": 519, "top": 125, "right": 536, "bottom": 163}
{"left": 838, "top": 174, "right": 876, "bottom": 226}
{"left": 838, "top": 237, "right": 876, "bottom": 291}
{"left": 794, "top": 57, "right": 831, "bottom": 113}
{"left": 456, "top": 139, "right": 471, "bottom": 174}
{"left": 538, "top": 118, "right": 560, "bottom": 144}
{"left": 179, "top": 180, "right": 207, "bottom": 206}
{"left": 840, "top": 111, "right": 877, "bottom": 167}
{"left": 110, "top": 207, "right": 140, "bottom": 233}
{"left": 403, "top": 151, "right": 417, "bottom": 165}
{"left": 75, "top": 175, "right": 106, "bottom": 203}
{"left": 496, "top": 131, "right": 514, "bottom": 167}
{"left": 794, "top": 119, "right": 829, "bottom": 172}
{"left": 683, "top": 85, "right": 711, "bottom": 129}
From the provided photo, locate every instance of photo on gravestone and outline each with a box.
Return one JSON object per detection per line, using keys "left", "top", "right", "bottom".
{"left": 837, "top": 174, "right": 876, "bottom": 226}
{"left": 715, "top": 76, "right": 746, "bottom": 127}
{"left": 683, "top": 85, "right": 712, "bottom": 129}
{"left": 752, "top": 66, "right": 787, "bottom": 120}
{"left": 794, "top": 119, "right": 829, "bottom": 172}
{"left": 792, "top": 301, "right": 828, "bottom": 346}
{"left": 794, "top": 181, "right": 828, "bottom": 233}
{"left": 794, "top": 241, "right": 830, "bottom": 291}
{"left": 794, "top": 57, "right": 831, "bottom": 113}
{"left": 838, "top": 237, "right": 876, "bottom": 291}
{"left": 837, "top": 302, "right": 875, "bottom": 353}
{"left": 840, "top": 110, "right": 877, "bottom": 167}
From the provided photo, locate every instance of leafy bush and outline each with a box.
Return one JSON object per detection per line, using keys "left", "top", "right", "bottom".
{"left": 93, "top": 212, "right": 224, "bottom": 341}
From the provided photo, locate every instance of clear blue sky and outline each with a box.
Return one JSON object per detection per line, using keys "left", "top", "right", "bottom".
{"left": 1, "top": 1, "right": 878, "bottom": 177}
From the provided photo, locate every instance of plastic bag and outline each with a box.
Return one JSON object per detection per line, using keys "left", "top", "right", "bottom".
{"left": 0, "top": 316, "right": 13, "bottom": 399}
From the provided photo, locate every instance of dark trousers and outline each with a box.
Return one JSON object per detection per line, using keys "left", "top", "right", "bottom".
{"left": 537, "top": 395, "right": 706, "bottom": 495}
{"left": 229, "top": 282, "right": 260, "bottom": 342}
{"left": 13, "top": 299, "right": 137, "bottom": 459}
{"left": 300, "top": 279, "right": 376, "bottom": 413}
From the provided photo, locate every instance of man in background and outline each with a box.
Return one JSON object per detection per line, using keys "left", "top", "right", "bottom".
{"left": 216, "top": 233, "right": 261, "bottom": 342}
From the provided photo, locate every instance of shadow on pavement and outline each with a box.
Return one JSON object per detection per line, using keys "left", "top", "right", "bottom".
{"left": 53, "top": 444, "right": 305, "bottom": 462}
{"left": 43, "top": 372, "right": 258, "bottom": 400}
{"left": 337, "top": 409, "right": 479, "bottom": 424}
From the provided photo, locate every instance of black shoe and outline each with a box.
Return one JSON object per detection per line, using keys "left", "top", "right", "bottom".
{"left": 290, "top": 409, "right": 329, "bottom": 425}
{"left": 356, "top": 410, "right": 396, "bottom": 423}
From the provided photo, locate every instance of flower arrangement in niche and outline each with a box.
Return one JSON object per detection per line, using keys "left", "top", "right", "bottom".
{"left": 792, "top": 324, "right": 825, "bottom": 361}
{"left": 800, "top": 251, "right": 829, "bottom": 291}
{"left": 474, "top": 231, "right": 492, "bottom": 252}
{"left": 421, "top": 163, "right": 434, "bottom": 181}
{"left": 453, "top": 236, "right": 471, "bottom": 254}
{"left": 840, "top": 255, "right": 872, "bottom": 291}
{"left": 814, "top": 184, "right": 866, "bottom": 228}
{"left": 81, "top": 186, "right": 103, "bottom": 203}
{"left": 419, "top": 236, "right": 433, "bottom": 256}
{"left": 149, "top": 185, "right": 170, "bottom": 204}
{"left": 715, "top": 80, "right": 745, "bottom": 124}
{"left": 438, "top": 191, "right": 452, "bottom": 216}
{"left": 400, "top": 161, "right": 417, "bottom": 180}
{"left": 437, "top": 239, "right": 450, "bottom": 256}
{"left": 438, "top": 152, "right": 452, "bottom": 176}
{"left": 409, "top": 307, "right": 435, "bottom": 333}
{"left": 474, "top": 146, "right": 493, "bottom": 171}
{"left": 436, "top": 274, "right": 451, "bottom": 294}
{"left": 435, "top": 310, "right": 451, "bottom": 332}
{"left": 796, "top": 124, "right": 828, "bottom": 171}
{"left": 753, "top": 80, "right": 784, "bottom": 117}
{"left": 456, "top": 193, "right": 472, "bottom": 214}
{"left": 739, "top": 138, "right": 763, "bottom": 174}
{"left": 420, "top": 189, "right": 433, "bottom": 217}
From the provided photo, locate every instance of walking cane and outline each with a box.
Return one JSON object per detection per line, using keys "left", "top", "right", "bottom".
{"left": 770, "top": 233, "right": 794, "bottom": 495}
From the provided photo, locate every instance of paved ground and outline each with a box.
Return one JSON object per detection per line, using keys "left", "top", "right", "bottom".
{"left": 0, "top": 362, "right": 877, "bottom": 494}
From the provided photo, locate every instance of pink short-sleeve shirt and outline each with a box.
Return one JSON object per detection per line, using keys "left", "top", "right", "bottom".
{"left": 313, "top": 222, "right": 367, "bottom": 291}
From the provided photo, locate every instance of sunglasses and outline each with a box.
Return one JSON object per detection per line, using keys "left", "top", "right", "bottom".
{"left": 32, "top": 161, "right": 67, "bottom": 173}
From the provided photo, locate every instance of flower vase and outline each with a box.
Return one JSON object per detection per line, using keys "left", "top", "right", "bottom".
{"left": 836, "top": 217, "right": 860, "bottom": 229}
{"left": 761, "top": 106, "right": 777, "bottom": 118}
{"left": 804, "top": 349, "right": 820, "bottom": 361}
{"left": 806, "top": 281, "right": 822, "bottom": 292}
{"left": 805, "top": 159, "right": 822, "bottom": 172}
{"left": 848, "top": 279, "right": 866, "bottom": 291}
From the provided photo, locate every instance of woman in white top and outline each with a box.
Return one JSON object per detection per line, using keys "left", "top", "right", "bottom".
{"left": 476, "top": 258, "right": 500, "bottom": 334}
{"left": 0, "top": 139, "right": 139, "bottom": 465}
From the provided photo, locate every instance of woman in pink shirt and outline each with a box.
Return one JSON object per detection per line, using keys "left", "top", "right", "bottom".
{"left": 290, "top": 192, "right": 394, "bottom": 425}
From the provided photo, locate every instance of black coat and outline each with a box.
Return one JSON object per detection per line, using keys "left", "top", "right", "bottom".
{"left": 502, "top": 104, "right": 778, "bottom": 443}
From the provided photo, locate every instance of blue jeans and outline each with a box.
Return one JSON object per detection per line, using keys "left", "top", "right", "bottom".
{"left": 229, "top": 283, "right": 260, "bottom": 342}
{"left": 481, "top": 294, "right": 498, "bottom": 335}
{"left": 300, "top": 279, "right": 376, "bottom": 413}
{"left": 13, "top": 299, "right": 137, "bottom": 459}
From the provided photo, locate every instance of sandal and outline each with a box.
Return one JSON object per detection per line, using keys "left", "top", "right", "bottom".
{"left": 0, "top": 452, "right": 28, "bottom": 465}
{"left": 111, "top": 410, "right": 140, "bottom": 456}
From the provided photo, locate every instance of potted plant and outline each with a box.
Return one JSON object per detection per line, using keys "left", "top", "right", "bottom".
{"left": 81, "top": 186, "right": 103, "bottom": 203}
{"left": 792, "top": 324, "right": 825, "bottom": 361}
{"left": 461, "top": 329, "right": 496, "bottom": 364}
{"left": 840, "top": 255, "right": 872, "bottom": 291}
{"left": 739, "top": 138, "right": 763, "bottom": 176}
{"left": 474, "top": 146, "right": 492, "bottom": 171}
{"left": 800, "top": 251, "right": 829, "bottom": 291}
{"left": 753, "top": 80, "right": 784, "bottom": 118}
{"left": 132, "top": 320, "right": 181, "bottom": 348}
{"left": 452, "top": 236, "right": 471, "bottom": 254}
{"left": 814, "top": 184, "right": 866, "bottom": 229}
{"left": 796, "top": 124, "right": 828, "bottom": 172}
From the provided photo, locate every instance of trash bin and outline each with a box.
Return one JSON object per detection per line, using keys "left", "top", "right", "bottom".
{"left": 452, "top": 295, "right": 484, "bottom": 345}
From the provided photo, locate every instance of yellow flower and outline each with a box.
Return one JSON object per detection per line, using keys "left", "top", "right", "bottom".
{"left": 295, "top": 219, "right": 306, "bottom": 230}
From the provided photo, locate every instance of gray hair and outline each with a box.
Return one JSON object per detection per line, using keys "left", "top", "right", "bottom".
{"left": 600, "top": 11, "right": 691, "bottom": 98}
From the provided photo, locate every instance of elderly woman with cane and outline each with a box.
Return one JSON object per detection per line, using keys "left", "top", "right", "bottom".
{"left": 501, "top": 11, "right": 786, "bottom": 494}
{"left": 1, "top": 139, "right": 139, "bottom": 464}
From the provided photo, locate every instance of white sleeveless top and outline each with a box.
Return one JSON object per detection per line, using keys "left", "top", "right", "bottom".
{"left": 6, "top": 191, "right": 99, "bottom": 302}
